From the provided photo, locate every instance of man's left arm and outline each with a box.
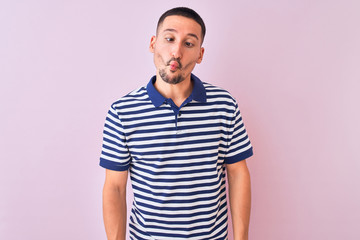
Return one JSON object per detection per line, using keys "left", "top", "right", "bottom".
{"left": 226, "top": 159, "right": 251, "bottom": 240}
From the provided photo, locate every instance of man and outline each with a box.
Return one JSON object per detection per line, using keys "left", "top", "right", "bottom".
{"left": 100, "top": 7, "right": 253, "bottom": 240}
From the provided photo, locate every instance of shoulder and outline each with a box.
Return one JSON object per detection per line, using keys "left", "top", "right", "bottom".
{"left": 110, "top": 85, "right": 149, "bottom": 111}
{"left": 202, "top": 82, "right": 237, "bottom": 107}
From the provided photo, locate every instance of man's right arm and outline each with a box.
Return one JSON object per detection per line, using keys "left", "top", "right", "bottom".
{"left": 102, "top": 169, "right": 128, "bottom": 240}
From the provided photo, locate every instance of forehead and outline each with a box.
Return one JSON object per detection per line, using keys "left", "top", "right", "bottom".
{"left": 158, "top": 15, "right": 202, "bottom": 37}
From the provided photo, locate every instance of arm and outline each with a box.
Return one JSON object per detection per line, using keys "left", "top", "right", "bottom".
{"left": 102, "top": 169, "right": 128, "bottom": 240}
{"left": 226, "top": 159, "right": 251, "bottom": 240}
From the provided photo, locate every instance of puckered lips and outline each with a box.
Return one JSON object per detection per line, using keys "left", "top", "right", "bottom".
{"left": 169, "top": 60, "right": 179, "bottom": 71}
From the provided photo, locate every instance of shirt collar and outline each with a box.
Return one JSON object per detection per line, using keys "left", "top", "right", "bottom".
{"left": 147, "top": 73, "right": 207, "bottom": 108}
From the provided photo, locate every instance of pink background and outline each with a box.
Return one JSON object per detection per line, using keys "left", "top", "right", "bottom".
{"left": 1, "top": 0, "right": 359, "bottom": 239}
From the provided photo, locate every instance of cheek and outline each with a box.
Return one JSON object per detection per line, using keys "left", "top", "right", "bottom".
{"left": 154, "top": 47, "right": 168, "bottom": 64}
{"left": 182, "top": 61, "right": 196, "bottom": 71}
{"left": 154, "top": 52, "right": 166, "bottom": 67}
{"left": 183, "top": 54, "right": 200, "bottom": 68}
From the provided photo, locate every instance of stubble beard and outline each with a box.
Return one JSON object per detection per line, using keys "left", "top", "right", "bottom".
{"left": 159, "top": 69, "right": 185, "bottom": 85}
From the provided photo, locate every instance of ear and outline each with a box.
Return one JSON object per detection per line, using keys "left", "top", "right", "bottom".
{"left": 196, "top": 47, "right": 205, "bottom": 64}
{"left": 149, "top": 36, "right": 156, "bottom": 53}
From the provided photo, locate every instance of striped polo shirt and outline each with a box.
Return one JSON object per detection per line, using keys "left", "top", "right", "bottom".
{"left": 100, "top": 74, "right": 253, "bottom": 240}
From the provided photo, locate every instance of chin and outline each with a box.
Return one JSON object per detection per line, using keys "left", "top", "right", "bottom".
{"left": 159, "top": 69, "right": 184, "bottom": 85}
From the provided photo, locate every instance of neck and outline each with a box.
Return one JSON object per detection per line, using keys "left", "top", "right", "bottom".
{"left": 154, "top": 74, "right": 193, "bottom": 107}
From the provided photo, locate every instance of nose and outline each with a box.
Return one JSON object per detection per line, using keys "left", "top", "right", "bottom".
{"left": 171, "top": 42, "right": 182, "bottom": 59}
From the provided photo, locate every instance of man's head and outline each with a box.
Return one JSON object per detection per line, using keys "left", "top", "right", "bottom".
{"left": 150, "top": 7, "right": 206, "bottom": 85}
{"left": 157, "top": 7, "right": 206, "bottom": 45}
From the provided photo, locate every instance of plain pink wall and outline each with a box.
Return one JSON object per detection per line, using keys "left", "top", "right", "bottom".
{"left": 1, "top": 1, "right": 359, "bottom": 239}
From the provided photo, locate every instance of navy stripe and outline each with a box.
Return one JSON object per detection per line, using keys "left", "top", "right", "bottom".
{"left": 135, "top": 158, "right": 218, "bottom": 169}
{"left": 129, "top": 137, "right": 228, "bottom": 149}
{"left": 131, "top": 152, "right": 221, "bottom": 163}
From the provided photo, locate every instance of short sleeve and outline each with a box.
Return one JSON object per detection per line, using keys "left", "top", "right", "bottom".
{"left": 224, "top": 103, "right": 253, "bottom": 164}
{"left": 99, "top": 104, "right": 131, "bottom": 171}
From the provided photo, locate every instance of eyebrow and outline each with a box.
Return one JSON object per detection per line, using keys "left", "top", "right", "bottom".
{"left": 163, "top": 28, "right": 199, "bottom": 40}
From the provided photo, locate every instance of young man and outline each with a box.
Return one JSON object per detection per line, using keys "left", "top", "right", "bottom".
{"left": 100, "top": 7, "right": 253, "bottom": 240}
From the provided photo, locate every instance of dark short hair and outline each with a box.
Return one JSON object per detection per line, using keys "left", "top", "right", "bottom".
{"left": 157, "top": 7, "right": 206, "bottom": 44}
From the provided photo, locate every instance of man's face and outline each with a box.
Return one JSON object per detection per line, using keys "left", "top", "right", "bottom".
{"left": 150, "top": 15, "right": 204, "bottom": 85}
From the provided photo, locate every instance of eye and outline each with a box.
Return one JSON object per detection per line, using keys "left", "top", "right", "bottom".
{"left": 165, "top": 37, "right": 174, "bottom": 42}
{"left": 185, "top": 42, "right": 194, "bottom": 47}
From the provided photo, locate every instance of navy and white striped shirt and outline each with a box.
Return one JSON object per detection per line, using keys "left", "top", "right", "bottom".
{"left": 100, "top": 74, "right": 253, "bottom": 240}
